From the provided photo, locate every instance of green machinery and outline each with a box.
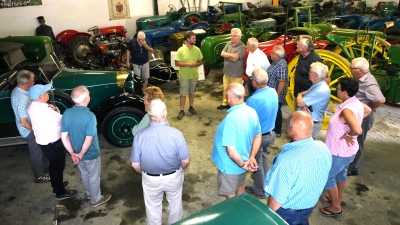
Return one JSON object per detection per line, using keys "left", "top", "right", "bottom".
{"left": 0, "top": 36, "right": 53, "bottom": 62}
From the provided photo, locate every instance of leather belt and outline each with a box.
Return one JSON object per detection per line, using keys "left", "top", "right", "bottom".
{"left": 262, "top": 131, "right": 271, "bottom": 136}
{"left": 144, "top": 170, "right": 177, "bottom": 176}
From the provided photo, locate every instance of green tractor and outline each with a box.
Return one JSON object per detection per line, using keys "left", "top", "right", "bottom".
{"left": 0, "top": 36, "right": 53, "bottom": 62}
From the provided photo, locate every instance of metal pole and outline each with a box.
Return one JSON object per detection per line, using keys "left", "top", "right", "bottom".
{"left": 153, "top": 0, "right": 159, "bottom": 15}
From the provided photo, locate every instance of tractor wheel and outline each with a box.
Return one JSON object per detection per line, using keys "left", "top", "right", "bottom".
{"left": 102, "top": 107, "right": 145, "bottom": 148}
{"left": 156, "top": 46, "right": 171, "bottom": 65}
{"left": 48, "top": 90, "right": 74, "bottom": 114}
{"left": 332, "top": 36, "right": 390, "bottom": 69}
{"left": 286, "top": 49, "right": 352, "bottom": 130}
{"left": 70, "top": 36, "right": 91, "bottom": 66}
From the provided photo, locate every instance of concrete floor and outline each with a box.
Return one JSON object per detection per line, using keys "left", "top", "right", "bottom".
{"left": 0, "top": 68, "right": 399, "bottom": 225}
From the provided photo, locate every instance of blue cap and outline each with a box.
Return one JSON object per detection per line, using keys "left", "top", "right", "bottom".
{"left": 29, "top": 84, "right": 52, "bottom": 100}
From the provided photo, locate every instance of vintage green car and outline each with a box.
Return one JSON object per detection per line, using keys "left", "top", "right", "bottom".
{"left": 0, "top": 42, "right": 145, "bottom": 148}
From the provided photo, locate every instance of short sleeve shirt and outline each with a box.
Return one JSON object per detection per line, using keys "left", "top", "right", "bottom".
{"left": 211, "top": 103, "right": 261, "bottom": 174}
{"left": 267, "top": 58, "right": 288, "bottom": 102}
{"left": 245, "top": 48, "right": 271, "bottom": 77}
{"left": 299, "top": 81, "right": 331, "bottom": 122}
{"left": 294, "top": 51, "right": 322, "bottom": 96}
{"left": 175, "top": 45, "right": 203, "bottom": 79}
{"left": 128, "top": 38, "right": 152, "bottom": 65}
{"left": 11, "top": 87, "right": 31, "bottom": 138}
{"left": 61, "top": 106, "right": 100, "bottom": 160}
{"left": 356, "top": 72, "right": 385, "bottom": 106}
{"left": 130, "top": 122, "right": 189, "bottom": 174}
{"left": 222, "top": 41, "right": 246, "bottom": 78}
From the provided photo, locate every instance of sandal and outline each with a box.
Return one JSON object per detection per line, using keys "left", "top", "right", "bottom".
{"left": 320, "top": 195, "right": 332, "bottom": 204}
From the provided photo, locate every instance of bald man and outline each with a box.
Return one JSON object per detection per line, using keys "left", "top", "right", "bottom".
{"left": 211, "top": 83, "right": 261, "bottom": 200}
{"left": 264, "top": 111, "right": 332, "bottom": 225}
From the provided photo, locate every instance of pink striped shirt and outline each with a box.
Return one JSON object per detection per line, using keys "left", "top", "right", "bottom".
{"left": 27, "top": 102, "right": 62, "bottom": 145}
{"left": 325, "top": 96, "right": 364, "bottom": 157}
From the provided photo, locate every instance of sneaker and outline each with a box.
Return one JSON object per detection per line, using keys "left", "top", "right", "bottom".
{"left": 86, "top": 195, "right": 91, "bottom": 200}
{"left": 34, "top": 175, "right": 51, "bottom": 183}
{"left": 217, "top": 105, "right": 230, "bottom": 110}
{"left": 92, "top": 194, "right": 112, "bottom": 207}
{"left": 189, "top": 107, "right": 197, "bottom": 115}
{"left": 56, "top": 190, "right": 78, "bottom": 200}
{"left": 53, "top": 181, "right": 70, "bottom": 195}
{"left": 177, "top": 111, "right": 185, "bottom": 120}
{"left": 245, "top": 186, "right": 265, "bottom": 199}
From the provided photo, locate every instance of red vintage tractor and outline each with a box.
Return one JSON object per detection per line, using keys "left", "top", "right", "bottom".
{"left": 56, "top": 26, "right": 127, "bottom": 67}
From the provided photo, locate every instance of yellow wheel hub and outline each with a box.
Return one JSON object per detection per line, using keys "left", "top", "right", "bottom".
{"left": 286, "top": 49, "right": 352, "bottom": 130}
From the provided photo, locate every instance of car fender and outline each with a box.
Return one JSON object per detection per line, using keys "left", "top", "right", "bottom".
{"left": 94, "top": 94, "right": 145, "bottom": 120}
{"left": 55, "top": 29, "right": 79, "bottom": 45}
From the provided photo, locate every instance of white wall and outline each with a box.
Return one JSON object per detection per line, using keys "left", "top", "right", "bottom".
{"left": 0, "top": 0, "right": 271, "bottom": 40}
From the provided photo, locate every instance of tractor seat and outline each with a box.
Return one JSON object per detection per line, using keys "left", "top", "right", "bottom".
{"left": 215, "top": 22, "right": 233, "bottom": 35}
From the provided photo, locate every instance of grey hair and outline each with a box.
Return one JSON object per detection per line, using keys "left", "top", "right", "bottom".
{"left": 231, "top": 28, "right": 242, "bottom": 37}
{"left": 148, "top": 99, "right": 167, "bottom": 122}
{"left": 137, "top": 31, "right": 146, "bottom": 39}
{"left": 16, "top": 70, "right": 34, "bottom": 86}
{"left": 300, "top": 36, "right": 314, "bottom": 51}
{"left": 248, "top": 37, "right": 258, "bottom": 48}
{"left": 310, "top": 62, "right": 328, "bottom": 81}
{"left": 227, "top": 83, "right": 245, "bottom": 100}
{"left": 71, "top": 86, "right": 89, "bottom": 104}
{"left": 252, "top": 68, "right": 268, "bottom": 85}
{"left": 352, "top": 57, "right": 370, "bottom": 73}
{"left": 273, "top": 45, "right": 285, "bottom": 58}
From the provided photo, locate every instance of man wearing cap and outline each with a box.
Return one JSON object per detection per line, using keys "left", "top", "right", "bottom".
{"left": 131, "top": 99, "right": 190, "bottom": 224}
{"left": 27, "top": 84, "right": 77, "bottom": 200}
{"left": 61, "top": 86, "right": 112, "bottom": 207}
{"left": 11, "top": 70, "right": 49, "bottom": 183}
{"left": 36, "top": 16, "right": 56, "bottom": 40}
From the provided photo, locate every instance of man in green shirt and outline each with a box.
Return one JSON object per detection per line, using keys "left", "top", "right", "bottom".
{"left": 174, "top": 31, "right": 203, "bottom": 120}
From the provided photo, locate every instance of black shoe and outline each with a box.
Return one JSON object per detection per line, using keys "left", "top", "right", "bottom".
{"left": 56, "top": 190, "right": 77, "bottom": 200}
{"left": 245, "top": 186, "right": 265, "bottom": 199}
{"left": 177, "top": 111, "right": 185, "bottom": 120}
{"left": 347, "top": 170, "right": 358, "bottom": 176}
{"left": 53, "top": 181, "right": 70, "bottom": 195}
{"left": 217, "top": 105, "right": 229, "bottom": 110}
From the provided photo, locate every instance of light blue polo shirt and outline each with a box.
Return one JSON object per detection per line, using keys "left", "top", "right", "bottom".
{"left": 264, "top": 137, "right": 332, "bottom": 209}
{"left": 246, "top": 87, "right": 278, "bottom": 134}
{"left": 298, "top": 81, "right": 330, "bottom": 122}
{"left": 211, "top": 103, "right": 261, "bottom": 175}
{"left": 11, "top": 87, "right": 32, "bottom": 138}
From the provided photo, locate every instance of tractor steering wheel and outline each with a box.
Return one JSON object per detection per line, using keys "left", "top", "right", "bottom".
{"left": 87, "top": 26, "right": 99, "bottom": 33}
{"left": 355, "top": 21, "right": 369, "bottom": 45}
{"left": 168, "top": 4, "right": 177, "bottom": 12}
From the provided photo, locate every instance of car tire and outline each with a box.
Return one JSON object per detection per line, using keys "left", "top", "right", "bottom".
{"left": 102, "top": 107, "right": 145, "bottom": 148}
{"left": 48, "top": 90, "right": 74, "bottom": 114}
{"left": 70, "top": 36, "right": 91, "bottom": 66}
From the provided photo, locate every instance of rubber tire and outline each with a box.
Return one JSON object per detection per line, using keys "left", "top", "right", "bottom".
{"left": 102, "top": 107, "right": 145, "bottom": 148}
{"left": 48, "top": 90, "right": 74, "bottom": 114}
{"left": 156, "top": 46, "right": 171, "bottom": 66}
{"left": 70, "top": 36, "right": 90, "bottom": 66}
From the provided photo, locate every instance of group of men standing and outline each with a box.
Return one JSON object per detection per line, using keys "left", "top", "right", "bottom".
{"left": 11, "top": 71, "right": 111, "bottom": 207}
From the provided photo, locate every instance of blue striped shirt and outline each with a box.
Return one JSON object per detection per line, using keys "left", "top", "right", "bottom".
{"left": 297, "top": 81, "right": 330, "bottom": 122}
{"left": 267, "top": 58, "right": 288, "bottom": 103}
{"left": 264, "top": 137, "right": 332, "bottom": 209}
{"left": 11, "top": 87, "right": 32, "bottom": 138}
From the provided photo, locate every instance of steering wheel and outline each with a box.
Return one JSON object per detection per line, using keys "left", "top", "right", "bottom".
{"left": 87, "top": 26, "right": 99, "bottom": 33}
{"left": 168, "top": 4, "right": 176, "bottom": 12}
{"left": 355, "top": 20, "right": 368, "bottom": 45}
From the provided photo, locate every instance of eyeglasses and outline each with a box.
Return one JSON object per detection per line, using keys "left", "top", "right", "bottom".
{"left": 336, "top": 88, "right": 341, "bottom": 90}
{"left": 230, "top": 35, "right": 239, "bottom": 37}
{"left": 350, "top": 67, "right": 359, "bottom": 70}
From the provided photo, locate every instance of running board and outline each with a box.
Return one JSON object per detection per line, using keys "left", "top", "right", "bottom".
{"left": 0, "top": 136, "right": 26, "bottom": 147}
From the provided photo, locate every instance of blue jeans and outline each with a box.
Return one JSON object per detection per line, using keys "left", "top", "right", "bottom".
{"left": 253, "top": 132, "right": 276, "bottom": 195}
{"left": 276, "top": 207, "right": 313, "bottom": 225}
{"left": 324, "top": 154, "right": 355, "bottom": 190}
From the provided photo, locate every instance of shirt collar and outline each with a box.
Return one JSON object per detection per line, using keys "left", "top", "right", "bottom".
{"left": 149, "top": 121, "right": 168, "bottom": 127}
{"left": 358, "top": 72, "right": 371, "bottom": 83}
{"left": 227, "top": 102, "right": 246, "bottom": 112}
{"left": 17, "top": 86, "right": 29, "bottom": 94}
{"left": 72, "top": 106, "right": 89, "bottom": 110}
{"left": 338, "top": 96, "right": 358, "bottom": 109}
{"left": 282, "top": 137, "right": 314, "bottom": 151}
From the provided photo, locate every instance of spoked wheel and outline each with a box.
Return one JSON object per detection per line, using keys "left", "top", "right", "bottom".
{"left": 332, "top": 36, "right": 391, "bottom": 69}
{"left": 102, "top": 107, "right": 145, "bottom": 148}
{"left": 48, "top": 90, "right": 74, "bottom": 114}
{"left": 286, "top": 49, "right": 352, "bottom": 130}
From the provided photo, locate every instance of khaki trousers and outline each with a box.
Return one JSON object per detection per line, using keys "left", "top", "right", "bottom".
{"left": 221, "top": 75, "right": 243, "bottom": 106}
